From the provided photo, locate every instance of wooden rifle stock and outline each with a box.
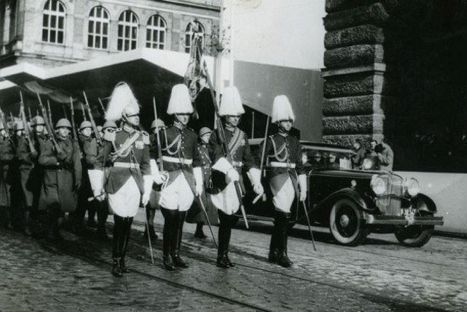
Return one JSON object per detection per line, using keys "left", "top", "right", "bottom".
{"left": 82, "top": 91, "right": 102, "bottom": 145}
{"left": 19, "top": 91, "right": 37, "bottom": 154}
{"left": 36, "top": 93, "right": 61, "bottom": 153}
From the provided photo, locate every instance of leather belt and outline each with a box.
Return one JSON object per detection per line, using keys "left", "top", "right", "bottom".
{"left": 269, "top": 161, "right": 296, "bottom": 168}
{"left": 113, "top": 162, "right": 140, "bottom": 169}
{"left": 162, "top": 156, "right": 193, "bottom": 165}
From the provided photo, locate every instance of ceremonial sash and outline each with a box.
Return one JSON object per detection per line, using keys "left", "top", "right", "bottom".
{"left": 227, "top": 128, "right": 244, "bottom": 159}
{"left": 113, "top": 132, "right": 141, "bottom": 158}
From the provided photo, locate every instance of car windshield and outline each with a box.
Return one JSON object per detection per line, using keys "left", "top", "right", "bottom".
{"left": 301, "top": 144, "right": 353, "bottom": 171}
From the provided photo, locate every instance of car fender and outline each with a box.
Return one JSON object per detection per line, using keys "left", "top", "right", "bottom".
{"left": 314, "top": 188, "right": 375, "bottom": 216}
{"left": 412, "top": 193, "right": 437, "bottom": 214}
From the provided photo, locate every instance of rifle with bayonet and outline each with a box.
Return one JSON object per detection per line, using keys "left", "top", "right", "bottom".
{"left": 69, "top": 97, "right": 78, "bottom": 141}
{"left": 82, "top": 91, "right": 102, "bottom": 145}
{"left": 19, "top": 91, "right": 37, "bottom": 155}
{"left": 47, "top": 100, "right": 53, "bottom": 125}
{"left": 202, "top": 60, "right": 250, "bottom": 229}
{"left": 0, "top": 107, "right": 9, "bottom": 138}
{"left": 36, "top": 93, "right": 62, "bottom": 154}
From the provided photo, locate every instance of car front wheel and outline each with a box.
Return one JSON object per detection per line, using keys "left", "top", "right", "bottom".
{"left": 394, "top": 225, "right": 434, "bottom": 247}
{"left": 329, "top": 199, "right": 368, "bottom": 246}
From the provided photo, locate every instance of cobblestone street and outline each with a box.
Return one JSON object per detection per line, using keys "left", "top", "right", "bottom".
{"left": 1, "top": 211, "right": 466, "bottom": 312}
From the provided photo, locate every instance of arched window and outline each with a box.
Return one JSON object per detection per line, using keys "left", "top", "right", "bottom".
{"left": 42, "top": 0, "right": 66, "bottom": 44}
{"left": 88, "top": 6, "right": 110, "bottom": 50}
{"left": 184, "top": 21, "right": 204, "bottom": 53}
{"left": 117, "top": 10, "right": 139, "bottom": 51}
{"left": 146, "top": 15, "right": 166, "bottom": 50}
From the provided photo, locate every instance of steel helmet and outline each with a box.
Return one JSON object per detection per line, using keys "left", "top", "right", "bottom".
{"left": 55, "top": 118, "right": 72, "bottom": 129}
{"left": 79, "top": 120, "right": 92, "bottom": 131}
{"left": 150, "top": 118, "right": 165, "bottom": 129}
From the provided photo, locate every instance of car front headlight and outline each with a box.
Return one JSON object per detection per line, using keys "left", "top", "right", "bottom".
{"left": 404, "top": 178, "right": 420, "bottom": 196}
{"left": 371, "top": 175, "right": 386, "bottom": 195}
{"left": 362, "top": 158, "right": 374, "bottom": 170}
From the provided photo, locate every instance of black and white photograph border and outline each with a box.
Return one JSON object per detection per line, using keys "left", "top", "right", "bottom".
{"left": 0, "top": 0, "right": 466, "bottom": 311}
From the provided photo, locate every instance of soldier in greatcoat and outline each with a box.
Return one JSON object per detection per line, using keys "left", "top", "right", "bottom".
{"left": 89, "top": 82, "right": 152, "bottom": 277}
{"left": 38, "top": 118, "right": 82, "bottom": 240}
{"left": 209, "top": 86, "right": 263, "bottom": 268}
{"left": 262, "top": 95, "right": 307, "bottom": 268}
{"left": 76, "top": 121, "right": 99, "bottom": 232}
{"left": 0, "top": 119, "right": 15, "bottom": 229}
{"left": 15, "top": 120, "right": 38, "bottom": 235}
{"left": 150, "top": 84, "right": 204, "bottom": 271}
{"left": 186, "top": 126, "right": 218, "bottom": 238}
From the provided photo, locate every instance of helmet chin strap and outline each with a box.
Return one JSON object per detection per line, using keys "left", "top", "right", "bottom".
{"left": 122, "top": 114, "right": 140, "bottom": 130}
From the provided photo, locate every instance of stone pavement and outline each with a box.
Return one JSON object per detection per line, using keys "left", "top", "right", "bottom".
{"left": 0, "top": 210, "right": 465, "bottom": 311}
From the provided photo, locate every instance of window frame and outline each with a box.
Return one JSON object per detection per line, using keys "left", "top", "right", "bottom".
{"left": 117, "top": 10, "right": 139, "bottom": 52}
{"left": 146, "top": 14, "right": 167, "bottom": 50}
{"left": 87, "top": 6, "right": 110, "bottom": 50}
{"left": 42, "top": 0, "right": 66, "bottom": 45}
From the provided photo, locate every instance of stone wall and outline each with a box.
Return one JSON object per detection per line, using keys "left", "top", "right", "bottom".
{"left": 322, "top": 0, "right": 397, "bottom": 148}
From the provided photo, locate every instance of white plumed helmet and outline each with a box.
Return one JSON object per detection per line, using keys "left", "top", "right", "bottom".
{"left": 219, "top": 86, "right": 245, "bottom": 116}
{"left": 167, "top": 84, "right": 193, "bottom": 115}
{"left": 105, "top": 82, "right": 140, "bottom": 121}
{"left": 271, "top": 95, "right": 295, "bottom": 123}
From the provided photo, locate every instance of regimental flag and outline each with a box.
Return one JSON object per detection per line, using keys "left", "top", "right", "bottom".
{"left": 184, "top": 22, "right": 207, "bottom": 103}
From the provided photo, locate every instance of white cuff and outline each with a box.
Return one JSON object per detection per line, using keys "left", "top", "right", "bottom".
{"left": 193, "top": 166, "right": 203, "bottom": 187}
{"left": 298, "top": 174, "right": 307, "bottom": 193}
{"left": 88, "top": 169, "right": 104, "bottom": 196}
{"left": 212, "top": 157, "right": 233, "bottom": 174}
{"left": 248, "top": 167, "right": 261, "bottom": 186}
{"left": 143, "top": 175, "right": 153, "bottom": 195}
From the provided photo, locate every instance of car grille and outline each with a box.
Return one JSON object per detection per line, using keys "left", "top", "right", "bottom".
{"left": 375, "top": 174, "right": 404, "bottom": 216}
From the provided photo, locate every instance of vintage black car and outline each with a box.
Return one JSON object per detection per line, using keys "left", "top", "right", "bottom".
{"left": 239, "top": 139, "right": 444, "bottom": 247}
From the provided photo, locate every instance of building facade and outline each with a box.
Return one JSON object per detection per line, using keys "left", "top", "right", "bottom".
{"left": 0, "top": 0, "right": 220, "bottom": 68}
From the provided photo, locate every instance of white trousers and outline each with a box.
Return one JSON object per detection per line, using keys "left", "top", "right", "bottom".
{"left": 210, "top": 182, "right": 240, "bottom": 215}
{"left": 272, "top": 177, "right": 295, "bottom": 213}
{"left": 108, "top": 177, "right": 141, "bottom": 218}
{"left": 159, "top": 174, "right": 194, "bottom": 211}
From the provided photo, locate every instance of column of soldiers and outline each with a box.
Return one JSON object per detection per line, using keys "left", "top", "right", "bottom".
{"left": 0, "top": 81, "right": 307, "bottom": 277}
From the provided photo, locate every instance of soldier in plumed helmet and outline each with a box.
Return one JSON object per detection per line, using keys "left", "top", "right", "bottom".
{"left": 144, "top": 118, "right": 166, "bottom": 241}
{"left": 209, "top": 86, "right": 263, "bottom": 268}
{"left": 38, "top": 118, "right": 82, "bottom": 241}
{"left": 150, "top": 84, "right": 204, "bottom": 271}
{"left": 262, "top": 95, "right": 307, "bottom": 268}
{"left": 90, "top": 82, "right": 152, "bottom": 277}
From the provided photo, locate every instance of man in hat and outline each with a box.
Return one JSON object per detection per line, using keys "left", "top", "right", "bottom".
{"left": 15, "top": 119, "right": 38, "bottom": 235}
{"left": 76, "top": 120, "right": 99, "bottom": 233}
{"left": 351, "top": 139, "right": 366, "bottom": 169}
{"left": 90, "top": 82, "right": 152, "bottom": 277}
{"left": 145, "top": 118, "right": 166, "bottom": 241}
{"left": 262, "top": 95, "right": 307, "bottom": 268}
{"left": 209, "top": 86, "right": 263, "bottom": 268}
{"left": 38, "top": 118, "right": 82, "bottom": 241}
{"left": 186, "top": 126, "right": 218, "bottom": 239}
{"left": 0, "top": 119, "right": 15, "bottom": 229}
{"left": 150, "top": 84, "right": 204, "bottom": 271}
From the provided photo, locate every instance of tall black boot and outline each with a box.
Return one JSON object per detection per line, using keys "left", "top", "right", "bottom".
{"left": 161, "top": 208, "right": 176, "bottom": 271}
{"left": 120, "top": 218, "right": 132, "bottom": 273}
{"left": 24, "top": 207, "right": 33, "bottom": 236}
{"left": 172, "top": 211, "right": 188, "bottom": 268}
{"left": 269, "top": 213, "right": 280, "bottom": 263}
{"left": 96, "top": 202, "right": 109, "bottom": 240}
{"left": 216, "top": 212, "right": 232, "bottom": 268}
{"left": 277, "top": 212, "right": 293, "bottom": 268}
{"left": 111, "top": 216, "right": 123, "bottom": 277}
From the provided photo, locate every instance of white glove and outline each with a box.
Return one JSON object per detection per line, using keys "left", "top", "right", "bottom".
{"left": 142, "top": 175, "right": 153, "bottom": 206}
{"left": 150, "top": 159, "right": 167, "bottom": 185}
{"left": 253, "top": 183, "right": 264, "bottom": 196}
{"left": 194, "top": 167, "right": 204, "bottom": 196}
{"left": 226, "top": 168, "right": 240, "bottom": 184}
{"left": 298, "top": 174, "right": 307, "bottom": 202}
{"left": 247, "top": 168, "right": 263, "bottom": 195}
